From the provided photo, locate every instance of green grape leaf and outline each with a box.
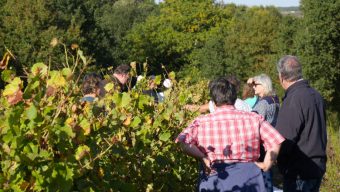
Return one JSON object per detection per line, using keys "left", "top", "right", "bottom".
{"left": 130, "top": 117, "right": 141, "bottom": 128}
{"left": 30, "top": 80, "right": 40, "bottom": 90}
{"left": 121, "top": 92, "right": 131, "bottom": 107}
{"left": 138, "top": 95, "right": 149, "bottom": 110}
{"left": 31, "top": 62, "right": 48, "bottom": 76}
{"left": 159, "top": 132, "right": 171, "bottom": 142}
{"left": 104, "top": 82, "right": 114, "bottom": 92}
{"left": 75, "top": 145, "right": 90, "bottom": 161}
{"left": 47, "top": 71, "right": 66, "bottom": 88}
{"left": 113, "top": 93, "right": 122, "bottom": 107}
{"left": 154, "top": 75, "right": 162, "bottom": 85}
{"left": 26, "top": 105, "right": 37, "bottom": 120}
{"left": 168, "top": 71, "right": 176, "bottom": 80}
{"left": 3, "top": 77, "right": 22, "bottom": 96}
{"left": 62, "top": 68, "right": 72, "bottom": 79}
{"left": 60, "top": 125, "right": 75, "bottom": 138}
{"left": 79, "top": 118, "right": 91, "bottom": 135}
{"left": 2, "top": 133, "right": 13, "bottom": 144}
{"left": 1, "top": 69, "right": 16, "bottom": 83}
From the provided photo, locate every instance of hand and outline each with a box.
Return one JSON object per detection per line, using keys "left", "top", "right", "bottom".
{"left": 184, "top": 104, "right": 199, "bottom": 111}
{"left": 247, "top": 77, "right": 254, "bottom": 85}
{"left": 254, "top": 161, "right": 269, "bottom": 172}
{"left": 201, "top": 157, "right": 212, "bottom": 175}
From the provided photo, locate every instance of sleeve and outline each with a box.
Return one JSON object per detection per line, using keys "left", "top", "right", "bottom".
{"left": 259, "top": 118, "right": 285, "bottom": 151}
{"left": 252, "top": 100, "right": 267, "bottom": 119}
{"left": 175, "top": 119, "right": 200, "bottom": 145}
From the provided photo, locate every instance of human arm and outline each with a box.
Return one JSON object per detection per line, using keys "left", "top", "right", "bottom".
{"left": 257, "top": 118, "right": 285, "bottom": 171}
{"left": 176, "top": 119, "right": 212, "bottom": 174}
{"left": 255, "top": 143, "right": 281, "bottom": 171}
{"left": 184, "top": 103, "right": 209, "bottom": 113}
{"left": 179, "top": 143, "right": 211, "bottom": 173}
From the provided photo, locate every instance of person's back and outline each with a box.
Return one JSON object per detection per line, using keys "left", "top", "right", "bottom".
{"left": 275, "top": 55, "right": 327, "bottom": 192}
{"left": 276, "top": 80, "right": 327, "bottom": 179}
{"left": 194, "top": 106, "right": 278, "bottom": 162}
{"left": 176, "top": 77, "right": 284, "bottom": 192}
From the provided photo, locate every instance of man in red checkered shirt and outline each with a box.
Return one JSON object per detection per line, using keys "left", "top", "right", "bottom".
{"left": 177, "top": 77, "right": 285, "bottom": 192}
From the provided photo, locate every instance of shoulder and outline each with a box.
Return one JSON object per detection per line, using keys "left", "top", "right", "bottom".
{"left": 235, "top": 98, "right": 251, "bottom": 112}
{"left": 286, "top": 84, "right": 323, "bottom": 107}
{"left": 253, "top": 99, "right": 269, "bottom": 112}
{"left": 234, "top": 109, "right": 266, "bottom": 122}
{"left": 262, "top": 96, "right": 279, "bottom": 104}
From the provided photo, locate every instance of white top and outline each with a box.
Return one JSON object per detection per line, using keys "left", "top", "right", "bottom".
{"left": 209, "top": 98, "right": 251, "bottom": 113}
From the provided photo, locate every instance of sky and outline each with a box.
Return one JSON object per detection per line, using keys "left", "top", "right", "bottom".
{"left": 155, "top": 1, "right": 300, "bottom": 7}
{"left": 221, "top": 0, "right": 300, "bottom": 7}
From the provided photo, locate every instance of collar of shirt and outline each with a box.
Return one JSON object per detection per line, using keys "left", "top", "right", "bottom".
{"left": 214, "top": 105, "right": 235, "bottom": 112}
{"left": 283, "top": 79, "right": 309, "bottom": 101}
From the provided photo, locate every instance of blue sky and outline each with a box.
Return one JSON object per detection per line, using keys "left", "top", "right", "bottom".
{"left": 155, "top": 1, "right": 300, "bottom": 7}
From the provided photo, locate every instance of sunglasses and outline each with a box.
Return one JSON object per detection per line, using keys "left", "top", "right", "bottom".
{"left": 253, "top": 83, "right": 261, "bottom": 87}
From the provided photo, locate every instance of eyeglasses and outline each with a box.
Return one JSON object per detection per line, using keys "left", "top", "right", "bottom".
{"left": 253, "top": 83, "right": 261, "bottom": 87}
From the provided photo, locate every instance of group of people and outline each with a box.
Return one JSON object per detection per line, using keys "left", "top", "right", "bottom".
{"left": 177, "top": 55, "right": 327, "bottom": 192}
{"left": 80, "top": 64, "right": 170, "bottom": 103}
{"left": 80, "top": 55, "right": 327, "bottom": 192}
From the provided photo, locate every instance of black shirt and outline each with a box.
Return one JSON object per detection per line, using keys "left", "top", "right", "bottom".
{"left": 276, "top": 80, "right": 327, "bottom": 179}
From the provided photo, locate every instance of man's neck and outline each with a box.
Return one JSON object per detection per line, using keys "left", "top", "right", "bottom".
{"left": 283, "top": 79, "right": 303, "bottom": 90}
{"left": 215, "top": 104, "right": 234, "bottom": 109}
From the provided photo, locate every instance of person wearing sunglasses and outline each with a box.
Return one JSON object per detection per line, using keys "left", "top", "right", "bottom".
{"left": 247, "top": 74, "right": 280, "bottom": 192}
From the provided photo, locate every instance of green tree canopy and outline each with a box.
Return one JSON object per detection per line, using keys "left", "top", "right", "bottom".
{"left": 124, "top": 0, "right": 229, "bottom": 73}
{"left": 297, "top": 0, "right": 340, "bottom": 103}
{"left": 0, "top": 0, "right": 85, "bottom": 71}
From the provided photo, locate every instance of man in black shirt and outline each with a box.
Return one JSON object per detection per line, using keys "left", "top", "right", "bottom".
{"left": 275, "top": 55, "right": 327, "bottom": 192}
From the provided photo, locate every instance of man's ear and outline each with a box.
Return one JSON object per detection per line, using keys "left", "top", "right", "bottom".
{"left": 279, "top": 74, "right": 283, "bottom": 83}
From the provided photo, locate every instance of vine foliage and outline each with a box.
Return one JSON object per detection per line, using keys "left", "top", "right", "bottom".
{"left": 0, "top": 47, "right": 209, "bottom": 191}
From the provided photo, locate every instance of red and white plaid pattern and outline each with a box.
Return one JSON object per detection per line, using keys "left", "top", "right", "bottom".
{"left": 177, "top": 105, "right": 284, "bottom": 162}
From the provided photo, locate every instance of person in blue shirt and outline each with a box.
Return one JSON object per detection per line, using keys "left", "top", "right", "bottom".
{"left": 242, "top": 83, "right": 258, "bottom": 109}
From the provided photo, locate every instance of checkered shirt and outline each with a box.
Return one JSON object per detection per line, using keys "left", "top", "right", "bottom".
{"left": 177, "top": 105, "right": 284, "bottom": 162}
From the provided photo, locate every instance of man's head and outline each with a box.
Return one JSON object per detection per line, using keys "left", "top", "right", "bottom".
{"left": 209, "top": 77, "right": 237, "bottom": 106}
{"left": 277, "top": 55, "right": 302, "bottom": 82}
{"left": 113, "top": 64, "right": 131, "bottom": 85}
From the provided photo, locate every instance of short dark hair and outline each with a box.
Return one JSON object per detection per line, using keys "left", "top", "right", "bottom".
{"left": 209, "top": 77, "right": 237, "bottom": 106}
{"left": 82, "top": 73, "right": 102, "bottom": 95}
{"left": 277, "top": 55, "right": 302, "bottom": 82}
{"left": 114, "top": 64, "right": 131, "bottom": 74}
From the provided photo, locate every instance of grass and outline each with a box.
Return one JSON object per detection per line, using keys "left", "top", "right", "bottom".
{"left": 320, "top": 127, "right": 340, "bottom": 192}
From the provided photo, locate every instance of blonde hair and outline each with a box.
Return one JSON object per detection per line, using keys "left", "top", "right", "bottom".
{"left": 253, "top": 74, "right": 275, "bottom": 96}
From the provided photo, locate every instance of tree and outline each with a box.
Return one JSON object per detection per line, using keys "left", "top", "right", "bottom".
{"left": 0, "top": 0, "right": 85, "bottom": 72}
{"left": 124, "top": 0, "right": 227, "bottom": 73}
{"left": 189, "top": 6, "right": 283, "bottom": 83}
{"left": 87, "top": 0, "right": 157, "bottom": 68}
{"left": 297, "top": 0, "right": 340, "bottom": 103}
